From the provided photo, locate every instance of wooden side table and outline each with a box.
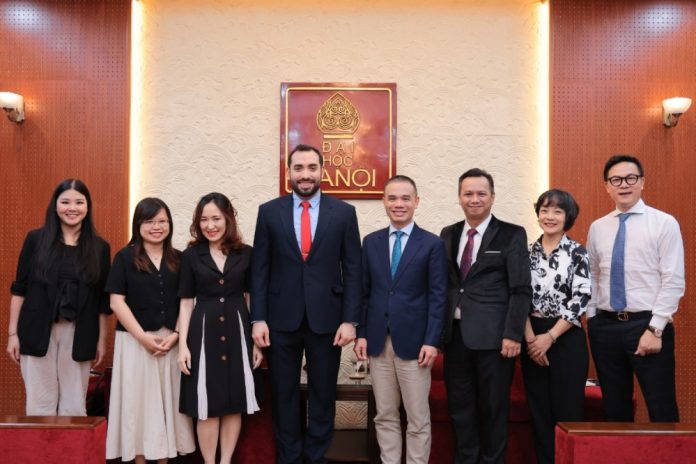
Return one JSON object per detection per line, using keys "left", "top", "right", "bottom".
{"left": 300, "top": 382, "right": 378, "bottom": 463}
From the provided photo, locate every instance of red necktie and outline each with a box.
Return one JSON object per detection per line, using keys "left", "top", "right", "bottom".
{"left": 301, "top": 201, "right": 312, "bottom": 261}
{"left": 459, "top": 228, "right": 477, "bottom": 279}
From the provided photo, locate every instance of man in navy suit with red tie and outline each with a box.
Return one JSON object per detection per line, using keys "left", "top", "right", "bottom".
{"left": 354, "top": 175, "right": 448, "bottom": 463}
{"left": 440, "top": 168, "right": 532, "bottom": 464}
{"left": 250, "top": 144, "right": 362, "bottom": 464}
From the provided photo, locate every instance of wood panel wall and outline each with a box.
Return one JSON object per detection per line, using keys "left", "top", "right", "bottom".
{"left": 551, "top": 0, "right": 696, "bottom": 422}
{"left": 0, "top": 1, "right": 130, "bottom": 414}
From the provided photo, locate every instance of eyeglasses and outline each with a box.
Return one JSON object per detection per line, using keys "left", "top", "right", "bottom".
{"left": 142, "top": 219, "right": 170, "bottom": 227}
{"left": 606, "top": 174, "right": 642, "bottom": 187}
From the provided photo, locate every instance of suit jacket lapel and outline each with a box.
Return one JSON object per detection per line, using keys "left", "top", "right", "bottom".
{"left": 392, "top": 224, "right": 423, "bottom": 284}
{"left": 467, "top": 216, "right": 500, "bottom": 279}
{"left": 223, "top": 248, "right": 242, "bottom": 275}
{"left": 377, "top": 228, "right": 391, "bottom": 280}
{"left": 196, "top": 242, "right": 222, "bottom": 274}
{"left": 447, "top": 221, "right": 465, "bottom": 278}
{"left": 279, "top": 195, "right": 302, "bottom": 260}
{"left": 308, "top": 194, "right": 334, "bottom": 261}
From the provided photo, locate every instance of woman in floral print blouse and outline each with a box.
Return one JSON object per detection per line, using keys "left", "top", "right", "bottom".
{"left": 522, "top": 189, "right": 591, "bottom": 464}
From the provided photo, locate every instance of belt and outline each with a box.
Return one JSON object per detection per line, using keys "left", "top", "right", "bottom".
{"left": 597, "top": 310, "right": 652, "bottom": 322}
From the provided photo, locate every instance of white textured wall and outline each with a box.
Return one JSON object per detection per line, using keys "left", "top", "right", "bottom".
{"left": 133, "top": 0, "right": 546, "bottom": 249}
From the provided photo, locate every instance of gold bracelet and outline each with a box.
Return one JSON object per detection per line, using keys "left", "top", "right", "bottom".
{"left": 547, "top": 330, "right": 557, "bottom": 344}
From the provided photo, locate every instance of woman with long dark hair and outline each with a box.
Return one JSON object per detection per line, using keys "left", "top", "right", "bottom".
{"left": 177, "top": 192, "right": 262, "bottom": 464}
{"left": 6, "top": 178, "right": 110, "bottom": 415}
{"left": 106, "top": 198, "right": 195, "bottom": 463}
{"left": 522, "top": 189, "right": 591, "bottom": 464}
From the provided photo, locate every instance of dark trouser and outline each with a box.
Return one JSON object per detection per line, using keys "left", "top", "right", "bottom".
{"left": 268, "top": 319, "right": 341, "bottom": 464}
{"left": 588, "top": 311, "right": 678, "bottom": 422}
{"left": 444, "top": 321, "right": 515, "bottom": 464}
{"left": 521, "top": 317, "right": 589, "bottom": 464}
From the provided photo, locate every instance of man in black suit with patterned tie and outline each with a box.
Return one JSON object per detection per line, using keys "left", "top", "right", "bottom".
{"left": 250, "top": 144, "right": 362, "bottom": 464}
{"left": 440, "top": 168, "right": 532, "bottom": 464}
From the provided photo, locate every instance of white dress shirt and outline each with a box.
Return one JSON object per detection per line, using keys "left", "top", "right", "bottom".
{"left": 454, "top": 214, "right": 492, "bottom": 319}
{"left": 586, "top": 199, "right": 685, "bottom": 329}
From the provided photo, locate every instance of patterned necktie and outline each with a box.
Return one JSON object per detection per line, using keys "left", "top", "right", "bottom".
{"left": 300, "top": 201, "right": 311, "bottom": 261}
{"left": 391, "top": 230, "right": 404, "bottom": 278}
{"left": 460, "top": 228, "right": 477, "bottom": 280}
{"left": 610, "top": 213, "right": 631, "bottom": 310}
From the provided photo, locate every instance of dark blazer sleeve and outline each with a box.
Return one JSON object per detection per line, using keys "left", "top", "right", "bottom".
{"left": 340, "top": 204, "right": 362, "bottom": 325}
{"left": 424, "top": 237, "right": 448, "bottom": 348}
{"left": 97, "top": 239, "right": 112, "bottom": 315}
{"left": 11, "top": 229, "right": 40, "bottom": 296}
{"left": 502, "top": 225, "right": 532, "bottom": 341}
{"left": 250, "top": 204, "right": 271, "bottom": 322}
{"left": 357, "top": 238, "right": 371, "bottom": 339}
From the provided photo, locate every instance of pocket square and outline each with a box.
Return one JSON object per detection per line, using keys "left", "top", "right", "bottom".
{"left": 484, "top": 250, "right": 501, "bottom": 254}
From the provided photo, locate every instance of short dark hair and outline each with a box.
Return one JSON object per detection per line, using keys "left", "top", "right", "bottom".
{"left": 458, "top": 168, "right": 495, "bottom": 194}
{"left": 384, "top": 175, "right": 418, "bottom": 194}
{"left": 288, "top": 144, "right": 323, "bottom": 167}
{"left": 534, "top": 189, "right": 579, "bottom": 231}
{"left": 603, "top": 154, "right": 644, "bottom": 180}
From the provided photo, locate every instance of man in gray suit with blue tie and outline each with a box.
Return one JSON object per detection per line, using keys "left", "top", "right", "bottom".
{"left": 354, "top": 175, "right": 448, "bottom": 464}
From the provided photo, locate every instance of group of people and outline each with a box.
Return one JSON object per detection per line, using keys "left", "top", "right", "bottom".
{"left": 6, "top": 144, "right": 684, "bottom": 464}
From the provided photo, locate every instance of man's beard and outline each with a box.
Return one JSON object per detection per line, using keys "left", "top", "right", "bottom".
{"left": 291, "top": 179, "right": 320, "bottom": 198}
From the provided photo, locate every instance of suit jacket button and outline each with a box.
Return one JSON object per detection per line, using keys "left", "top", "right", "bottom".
{"left": 220, "top": 336, "right": 226, "bottom": 342}
{"left": 219, "top": 297, "right": 225, "bottom": 303}
{"left": 219, "top": 279, "right": 224, "bottom": 285}
{"left": 221, "top": 355, "right": 227, "bottom": 361}
{"left": 389, "top": 291, "right": 394, "bottom": 296}
{"left": 219, "top": 316, "right": 225, "bottom": 322}
{"left": 459, "top": 288, "right": 464, "bottom": 294}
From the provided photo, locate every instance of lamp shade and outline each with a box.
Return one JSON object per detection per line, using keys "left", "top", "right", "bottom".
{"left": 662, "top": 97, "right": 692, "bottom": 114}
{"left": 0, "top": 91, "right": 23, "bottom": 110}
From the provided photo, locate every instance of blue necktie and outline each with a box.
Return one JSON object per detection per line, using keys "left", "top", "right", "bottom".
{"left": 391, "top": 230, "right": 404, "bottom": 278}
{"left": 610, "top": 213, "right": 631, "bottom": 310}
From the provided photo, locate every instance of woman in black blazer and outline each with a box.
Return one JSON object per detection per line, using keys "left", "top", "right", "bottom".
{"left": 6, "top": 178, "right": 110, "bottom": 416}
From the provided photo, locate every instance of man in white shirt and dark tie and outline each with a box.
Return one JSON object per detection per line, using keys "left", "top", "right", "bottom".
{"left": 587, "top": 154, "right": 685, "bottom": 422}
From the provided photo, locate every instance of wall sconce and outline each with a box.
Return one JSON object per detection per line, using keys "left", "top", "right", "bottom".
{"left": 0, "top": 91, "right": 25, "bottom": 123}
{"left": 662, "top": 97, "right": 691, "bottom": 127}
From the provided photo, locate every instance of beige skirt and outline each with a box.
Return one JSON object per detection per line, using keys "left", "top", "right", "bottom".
{"left": 106, "top": 328, "right": 196, "bottom": 460}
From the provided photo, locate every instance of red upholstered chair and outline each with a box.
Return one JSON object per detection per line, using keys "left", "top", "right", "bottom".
{"left": 428, "top": 353, "right": 454, "bottom": 463}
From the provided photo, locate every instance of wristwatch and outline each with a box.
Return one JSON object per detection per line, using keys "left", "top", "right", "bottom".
{"left": 647, "top": 325, "right": 663, "bottom": 338}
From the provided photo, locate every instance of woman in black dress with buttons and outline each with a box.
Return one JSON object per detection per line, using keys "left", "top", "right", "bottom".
{"left": 177, "top": 192, "right": 262, "bottom": 464}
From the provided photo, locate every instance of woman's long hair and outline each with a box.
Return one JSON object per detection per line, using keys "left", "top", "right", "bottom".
{"left": 129, "top": 197, "right": 180, "bottom": 273}
{"left": 34, "top": 179, "right": 102, "bottom": 283}
{"left": 188, "top": 192, "right": 243, "bottom": 254}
